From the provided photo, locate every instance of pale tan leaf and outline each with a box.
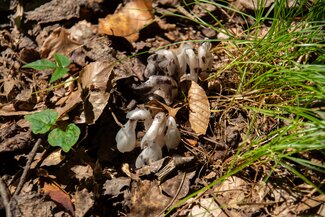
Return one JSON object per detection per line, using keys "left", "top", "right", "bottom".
{"left": 41, "top": 149, "right": 64, "bottom": 167}
{"left": 40, "top": 27, "right": 81, "bottom": 59}
{"left": 98, "top": 0, "right": 154, "bottom": 43}
{"left": 78, "top": 61, "right": 115, "bottom": 124}
{"left": 188, "top": 81, "right": 210, "bottom": 135}
{"left": 73, "top": 188, "right": 94, "bottom": 217}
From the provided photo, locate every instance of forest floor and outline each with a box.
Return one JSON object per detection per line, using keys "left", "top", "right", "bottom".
{"left": 0, "top": 0, "right": 324, "bottom": 216}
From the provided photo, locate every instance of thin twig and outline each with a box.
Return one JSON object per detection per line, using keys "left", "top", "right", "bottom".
{"left": 0, "top": 177, "right": 11, "bottom": 217}
{"left": 13, "top": 138, "right": 42, "bottom": 197}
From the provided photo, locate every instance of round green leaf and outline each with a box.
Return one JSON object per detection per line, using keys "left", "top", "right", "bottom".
{"left": 25, "top": 109, "right": 59, "bottom": 134}
{"left": 48, "top": 124, "right": 80, "bottom": 152}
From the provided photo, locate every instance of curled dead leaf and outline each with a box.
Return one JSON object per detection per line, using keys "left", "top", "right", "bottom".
{"left": 78, "top": 61, "right": 115, "bottom": 124}
{"left": 42, "top": 182, "right": 74, "bottom": 216}
{"left": 41, "top": 27, "right": 80, "bottom": 59}
{"left": 98, "top": 0, "right": 154, "bottom": 43}
{"left": 188, "top": 81, "right": 210, "bottom": 135}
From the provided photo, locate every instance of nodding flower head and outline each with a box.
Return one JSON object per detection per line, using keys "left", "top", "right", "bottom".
{"left": 115, "top": 120, "right": 137, "bottom": 153}
{"left": 126, "top": 108, "right": 152, "bottom": 130}
{"left": 164, "top": 116, "right": 181, "bottom": 151}
{"left": 198, "top": 42, "right": 213, "bottom": 78}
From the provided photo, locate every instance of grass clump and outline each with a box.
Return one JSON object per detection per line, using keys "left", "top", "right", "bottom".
{"left": 166, "top": 0, "right": 325, "bottom": 215}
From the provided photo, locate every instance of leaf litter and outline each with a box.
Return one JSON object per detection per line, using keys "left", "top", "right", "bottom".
{"left": 0, "top": 0, "right": 323, "bottom": 216}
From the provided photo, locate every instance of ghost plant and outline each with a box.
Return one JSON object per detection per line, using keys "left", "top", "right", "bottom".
{"left": 115, "top": 119, "right": 137, "bottom": 153}
{"left": 116, "top": 42, "right": 213, "bottom": 166}
{"left": 141, "top": 112, "right": 167, "bottom": 149}
{"left": 164, "top": 116, "right": 181, "bottom": 151}
{"left": 132, "top": 42, "right": 213, "bottom": 105}
{"left": 115, "top": 108, "right": 181, "bottom": 168}
{"left": 135, "top": 141, "right": 163, "bottom": 168}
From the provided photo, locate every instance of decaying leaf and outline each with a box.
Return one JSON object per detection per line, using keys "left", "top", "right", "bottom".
{"left": 98, "top": 0, "right": 154, "bottom": 43}
{"left": 56, "top": 89, "right": 82, "bottom": 117}
{"left": 42, "top": 182, "right": 75, "bottom": 216}
{"left": 70, "top": 164, "right": 93, "bottom": 181}
{"left": 78, "top": 61, "right": 115, "bottom": 124}
{"left": 103, "top": 177, "right": 131, "bottom": 196}
{"left": 129, "top": 180, "right": 171, "bottom": 217}
{"left": 190, "top": 197, "right": 222, "bottom": 217}
{"left": 129, "top": 171, "right": 195, "bottom": 217}
{"left": 188, "top": 81, "right": 210, "bottom": 135}
{"left": 161, "top": 171, "right": 195, "bottom": 199}
{"left": 146, "top": 99, "right": 182, "bottom": 118}
{"left": 72, "top": 188, "right": 94, "bottom": 217}
{"left": 14, "top": 86, "right": 37, "bottom": 111}
{"left": 40, "top": 27, "right": 81, "bottom": 59}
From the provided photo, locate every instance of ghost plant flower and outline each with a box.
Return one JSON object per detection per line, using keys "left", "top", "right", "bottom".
{"left": 164, "top": 116, "right": 181, "bottom": 151}
{"left": 115, "top": 119, "right": 137, "bottom": 153}
{"left": 135, "top": 141, "right": 163, "bottom": 168}
{"left": 175, "top": 44, "right": 192, "bottom": 75}
{"left": 126, "top": 108, "right": 152, "bottom": 130}
{"left": 155, "top": 49, "right": 179, "bottom": 79}
{"left": 184, "top": 48, "right": 199, "bottom": 82}
{"left": 141, "top": 112, "right": 167, "bottom": 149}
{"left": 198, "top": 42, "right": 213, "bottom": 79}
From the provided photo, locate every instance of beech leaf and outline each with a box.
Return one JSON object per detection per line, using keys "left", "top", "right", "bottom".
{"left": 188, "top": 81, "right": 210, "bottom": 135}
{"left": 78, "top": 61, "right": 115, "bottom": 124}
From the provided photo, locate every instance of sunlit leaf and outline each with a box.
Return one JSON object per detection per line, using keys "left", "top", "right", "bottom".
{"left": 50, "top": 67, "right": 69, "bottom": 83}
{"left": 54, "top": 53, "right": 71, "bottom": 68}
{"left": 22, "top": 59, "right": 56, "bottom": 70}
{"left": 188, "top": 81, "right": 210, "bottom": 135}
{"left": 48, "top": 123, "right": 80, "bottom": 152}
{"left": 25, "top": 109, "right": 58, "bottom": 134}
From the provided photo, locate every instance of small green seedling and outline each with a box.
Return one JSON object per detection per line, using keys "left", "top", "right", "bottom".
{"left": 22, "top": 53, "right": 71, "bottom": 83}
{"left": 25, "top": 109, "right": 80, "bottom": 152}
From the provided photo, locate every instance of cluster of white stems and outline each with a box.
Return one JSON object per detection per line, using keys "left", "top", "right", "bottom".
{"left": 115, "top": 108, "right": 181, "bottom": 168}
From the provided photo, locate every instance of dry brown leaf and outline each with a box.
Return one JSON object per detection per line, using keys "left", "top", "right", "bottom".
{"left": 73, "top": 188, "right": 94, "bottom": 217}
{"left": 41, "top": 149, "right": 65, "bottom": 167}
{"left": 188, "top": 81, "right": 210, "bottom": 135}
{"left": 98, "top": 0, "right": 154, "bottom": 43}
{"left": 56, "top": 89, "right": 82, "bottom": 118}
{"left": 129, "top": 180, "right": 171, "bottom": 217}
{"left": 14, "top": 86, "right": 37, "bottom": 111}
{"left": 42, "top": 182, "right": 74, "bottom": 216}
{"left": 78, "top": 61, "right": 115, "bottom": 124}
{"left": 40, "top": 27, "right": 81, "bottom": 59}
{"left": 190, "top": 197, "right": 222, "bottom": 217}
{"left": 146, "top": 99, "right": 182, "bottom": 117}
{"left": 70, "top": 164, "right": 93, "bottom": 181}
{"left": 103, "top": 177, "right": 131, "bottom": 196}
{"left": 161, "top": 171, "right": 195, "bottom": 199}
